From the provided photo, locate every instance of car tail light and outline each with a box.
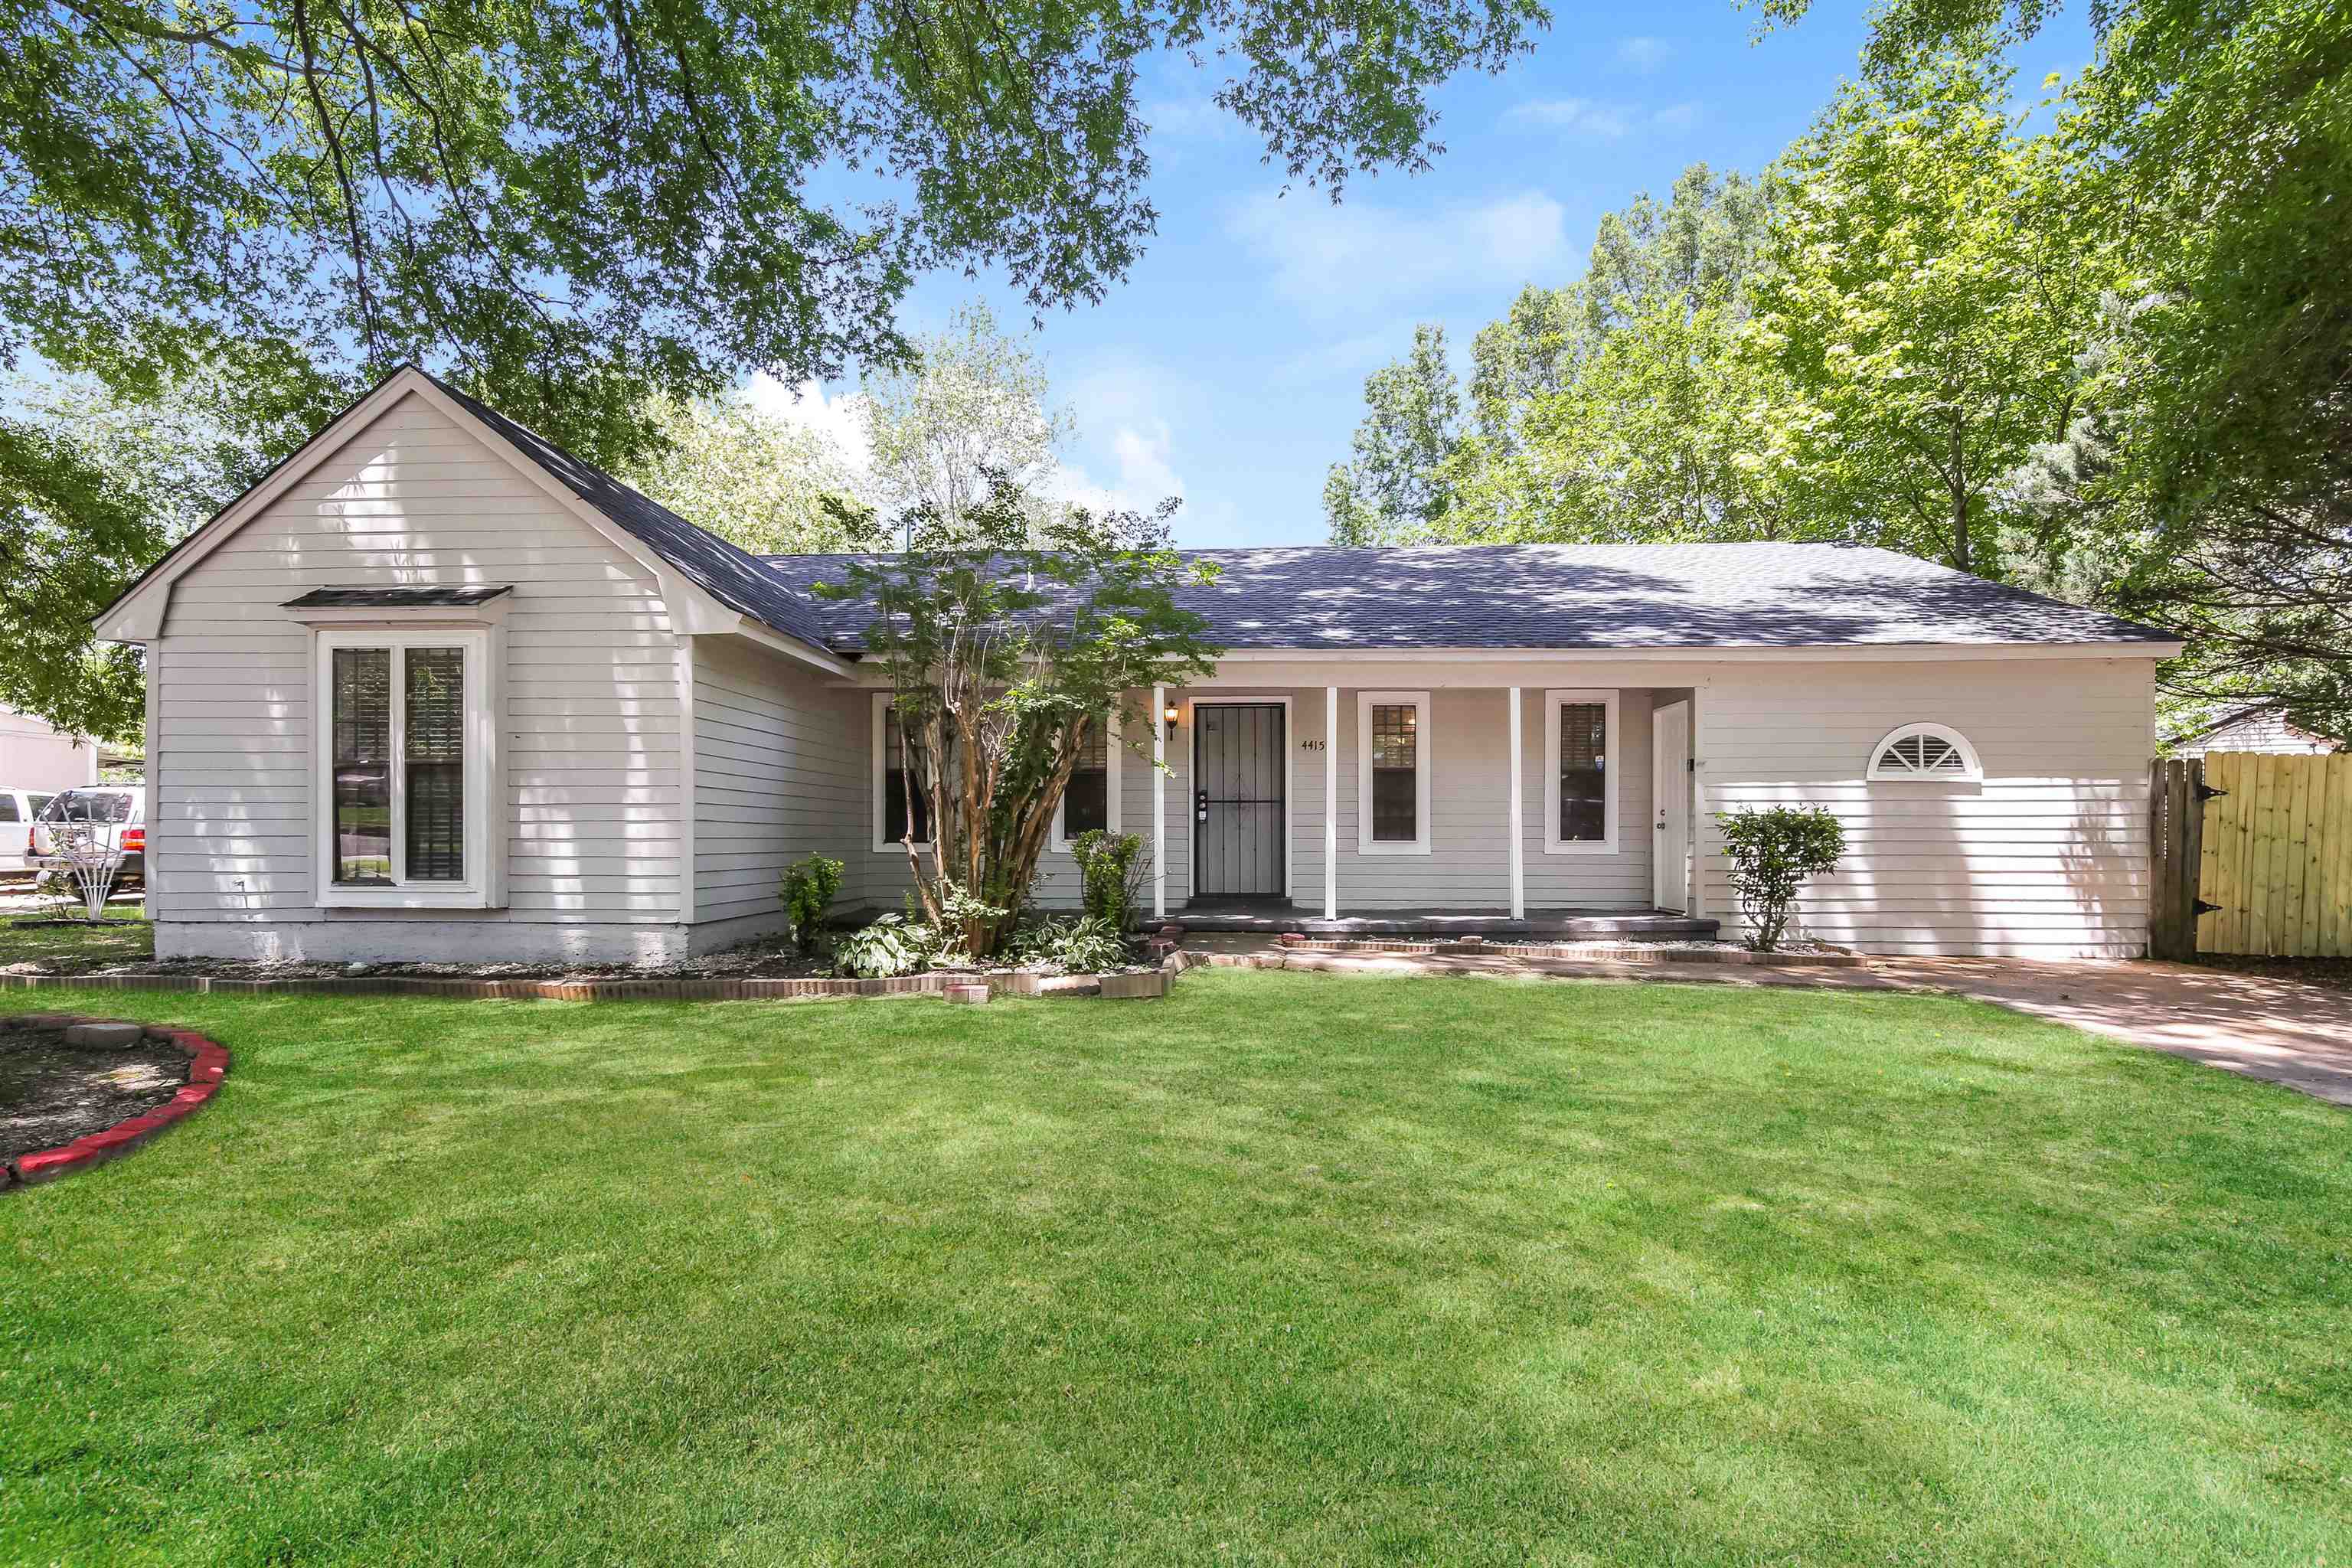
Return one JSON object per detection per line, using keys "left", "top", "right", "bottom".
{"left": 122, "top": 827, "right": 145, "bottom": 853}
{"left": 24, "top": 828, "right": 33, "bottom": 857}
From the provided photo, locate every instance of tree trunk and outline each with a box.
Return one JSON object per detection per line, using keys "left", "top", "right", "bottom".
{"left": 1949, "top": 419, "right": 1971, "bottom": 573}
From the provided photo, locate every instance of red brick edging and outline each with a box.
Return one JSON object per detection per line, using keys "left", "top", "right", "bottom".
{"left": 2, "top": 1016, "right": 230, "bottom": 1189}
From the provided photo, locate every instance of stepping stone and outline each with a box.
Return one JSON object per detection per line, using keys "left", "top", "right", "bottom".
{"left": 64, "top": 1021, "right": 147, "bottom": 1048}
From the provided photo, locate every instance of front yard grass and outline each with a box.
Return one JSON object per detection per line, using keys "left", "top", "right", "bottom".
{"left": 0, "top": 905, "right": 151, "bottom": 970}
{"left": 3, "top": 969, "right": 2347, "bottom": 1565}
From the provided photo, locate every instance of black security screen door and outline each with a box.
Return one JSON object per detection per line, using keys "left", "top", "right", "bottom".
{"left": 1194, "top": 704, "right": 1285, "bottom": 897}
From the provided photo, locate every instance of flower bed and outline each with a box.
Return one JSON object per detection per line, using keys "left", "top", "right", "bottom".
{"left": 2, "top": 1015, "right": 230, "bottom": 1188}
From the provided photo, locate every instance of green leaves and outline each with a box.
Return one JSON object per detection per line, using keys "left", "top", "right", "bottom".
{"left": 1715, "top": 805, "right": 1846, "bottom": 952}
{"left": 818, "top": 485, "right": 1220, "bottom": 956}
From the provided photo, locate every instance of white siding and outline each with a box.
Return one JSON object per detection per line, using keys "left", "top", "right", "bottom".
{"left": 689, "top": 637, "right": 868, "bottom": 945}
{"left": 1700, "top": 658, "right": 2158, "bottom": 957}
{"left": 152, "top": 391, "right": 688, "bottom": 962}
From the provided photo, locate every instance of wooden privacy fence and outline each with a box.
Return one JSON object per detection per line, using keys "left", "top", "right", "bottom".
{"left": 2150, "top": 752, "right": 2352, "bottom": 959}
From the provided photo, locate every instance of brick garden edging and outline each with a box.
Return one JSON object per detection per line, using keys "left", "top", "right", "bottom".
{"left": 1267, "top": 934, "right": 1865, "bottom": 966}
{"left": 2, "top": 1015, "right": 230, "bottom": 1190}
{"left": 0, "top": 952, "right": 1199, "bottom": 1007}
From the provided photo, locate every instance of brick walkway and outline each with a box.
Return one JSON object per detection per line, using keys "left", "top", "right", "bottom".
{"left": 1187, "top": 937, "right": 2352, "bottom": 1108}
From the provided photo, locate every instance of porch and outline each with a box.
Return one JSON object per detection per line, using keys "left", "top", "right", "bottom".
{"left": 1140, "top": 666, "right": 1708, "bottom": 929}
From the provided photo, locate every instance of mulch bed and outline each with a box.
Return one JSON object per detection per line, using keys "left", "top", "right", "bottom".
{"left": 8, "top": 932, "right": 844, "bottom": 986}
{"left": 2, "top": 1025, "right": 189, "bottom": 1164}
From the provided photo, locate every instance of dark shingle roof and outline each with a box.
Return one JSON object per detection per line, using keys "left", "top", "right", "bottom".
{"left": 424, "top": 373, "right": 842, "bottom": 654}
{"left": 754, "top": 542, "right": 2175, "bottom": 652}
{"left": 282, "top": 585, "right": 512, "bottom": 609}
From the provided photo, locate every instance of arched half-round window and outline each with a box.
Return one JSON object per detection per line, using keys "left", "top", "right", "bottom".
{"left": 1867, "top": 723, "right": 1982, "bottom": 782}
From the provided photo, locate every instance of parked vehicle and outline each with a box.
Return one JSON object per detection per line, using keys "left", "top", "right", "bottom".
{"left": 0, "top": 787, "right": 60, "bottom": 880}
{"left": 30, "top": 786, "right": 146, "bottom": 890}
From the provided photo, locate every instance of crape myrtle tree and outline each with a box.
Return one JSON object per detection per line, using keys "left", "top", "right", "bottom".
{"left": 816, "top": 486, "right": 1221, "bottom": 959}
{"left": 0, "top": 0, "right": 1544, "bottom": 740}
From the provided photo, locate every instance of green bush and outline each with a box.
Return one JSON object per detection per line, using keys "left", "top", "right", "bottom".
{"left": 1003, "top": 914, "right": 1132, "bottom": 975}
{"left": 1068, "top": 830, "right": 1148, "bottom": 929}
{"left": 831, "top": 913, "right": 943, "bottom": 979}
{"left": 1715, "top": 805, "right": 1847, "bottom": 952}
{"left": 779, "top": 854, "right": 845, "bottom": 953}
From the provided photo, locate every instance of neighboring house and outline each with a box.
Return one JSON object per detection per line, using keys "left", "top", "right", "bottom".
{"left": 94, "top": 367, "right": 2182, "bottom": 962}
{"left": 0, "top": 707, "right": 100, "bottom": 795}
{"left": 2173, "top": 710, "right": 2339, "bottom": 756}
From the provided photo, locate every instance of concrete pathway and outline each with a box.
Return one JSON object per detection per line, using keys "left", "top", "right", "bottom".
{"left": 1874, "top": 957, "right": 2352, "bottom": 1109}
{"left": 1185, "top": 936, "right": 2352, "bottom": 1108}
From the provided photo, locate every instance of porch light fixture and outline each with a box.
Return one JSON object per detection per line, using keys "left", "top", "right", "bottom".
{"left": 1163, "top": 701, "right": 1181, "bottom": 739}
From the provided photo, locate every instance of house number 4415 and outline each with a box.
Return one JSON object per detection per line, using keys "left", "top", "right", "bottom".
{"left": 1299, "top": 739, "right": 1325, "bottom": 751}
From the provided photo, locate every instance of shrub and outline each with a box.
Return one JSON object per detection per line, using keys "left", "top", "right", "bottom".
{"left": 1715, "top": 805, "right": 1847, "bottom": 952}
{"left": 831, "top": 913, "right": 943, "bottom": 979}
{"left": 779, "top": 854, "right": 844, "bottom": 953}
{"left": 1004, "top": 914, "right": 1132, "bottom": 974}
{"left": 1068, "top": 829, "right": 1148, "bottom": 929}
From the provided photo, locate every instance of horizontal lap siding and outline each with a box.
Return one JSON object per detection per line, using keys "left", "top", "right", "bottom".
{"left": 1700, "top": 659, "right": 2157, "bottom": 957}
{"left": 154, "top": 392, "right": 684, "bottom": 946}
{"left": 692, "top": 639, "right": 868, "bottom": 928}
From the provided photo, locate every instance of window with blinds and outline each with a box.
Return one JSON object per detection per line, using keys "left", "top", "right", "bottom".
{"left": 1557, "top": 701, "right": 1607, "bottom": 844}
{"left": 333, "top": 647, "right": 394, "bottom": 884}
{"left": 1061, "top": 718, "right": 1110, "bottom": 839}
{"left": 1369, "top": 702, "right": 1419, "bottom": 842}
{"left": 404, "top": 648, "right": 466, "bottom": 880}
{"left": 322, "top": 634, "right": 479, "bottom": 894}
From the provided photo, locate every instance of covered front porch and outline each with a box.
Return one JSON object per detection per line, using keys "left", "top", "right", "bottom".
{"left": 1137, "top": 658, "right": 1710, "bottom": 929}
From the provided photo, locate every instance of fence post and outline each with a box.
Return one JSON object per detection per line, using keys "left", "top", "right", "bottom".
{"left": 2148, "top": 756, "right": 2203, "bottom": 961}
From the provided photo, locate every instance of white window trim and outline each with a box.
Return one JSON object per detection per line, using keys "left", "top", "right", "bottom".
{"left": 310, "top": 627, "right": 499, "bottom": 910}
{"left": 871, "top": 692, "right": 939, "bottom": 854}
{"left": 1050, "top": 713, "right": 1123, "bottom": 852}
{"left": 1543, "top": 688, "right": 1619, "bottom": 856}
{"left": 1357, "top": 690, "right": 1433, "bottom": 856}
{"left": 1867, "top": 722, "right": 1984, "bottom": 782}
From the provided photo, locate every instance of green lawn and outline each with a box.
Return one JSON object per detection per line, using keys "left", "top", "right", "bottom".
{"left": 3, "top": 971, "right": 2347, "bottom": 1566}
{"left": 0, "top": 906, "right": 152, "bottom": 971}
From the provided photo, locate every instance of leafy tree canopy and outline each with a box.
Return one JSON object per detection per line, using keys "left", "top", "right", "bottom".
{"left": 1, "top": 0, "right": 1544, "bottom": 736}
{"left": 816, "top": 487, "right": 1221, "bottom": 957}
{"left": 1761, "top": 0, "right": 2352, "bottom": 740}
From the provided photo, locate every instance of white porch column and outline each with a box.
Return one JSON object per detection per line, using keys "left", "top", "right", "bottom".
{"left": 1323, "top": 685, "right": 1338, "bottom": 920}
{"left": 1508, "top": 686, "right": 1525, "bottom": 920}
{"left": 1152, "top": 683, "right": 1167, "bottom": 919}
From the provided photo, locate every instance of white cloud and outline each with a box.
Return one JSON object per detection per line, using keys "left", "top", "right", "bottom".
{"left": 1616, "top": 36, "right": 1672, "bottom": 72}
{"left": 1050, "top": 417, "right": 1187, "bottom": 515}
{"left": 745, "top": 375, "right": 874, "bottom": 472}
{"left": 1227, "top": 190, "right": 1571, "bottom": 317}
{"left": 1506, "top": 97, "right": 1699, "bottom": 140}
{"left": 1505, "top": 97, "right": 1632, "bottom": 139}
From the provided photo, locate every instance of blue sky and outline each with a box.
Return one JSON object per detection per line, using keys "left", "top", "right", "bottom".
{"left": 760, "top": 0, "right": 2094, "bottom": 548}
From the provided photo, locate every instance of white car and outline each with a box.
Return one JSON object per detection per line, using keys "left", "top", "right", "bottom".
{"left": 0, "top": 787, "right": 60, "bottom": 879}
{"left": 29, "top": 786, "right": 146, "bottom": 889}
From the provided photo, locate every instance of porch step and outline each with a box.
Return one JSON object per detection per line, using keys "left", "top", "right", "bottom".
{"left": 1166, "top": 907, "right": 1720, "bottom": 940}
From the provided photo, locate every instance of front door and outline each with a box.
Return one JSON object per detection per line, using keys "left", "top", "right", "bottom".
{"left": 1194, "top": 704, "right": 1285, "bottom": 897}
{"left": 1652, "top": 701, "right": 1692, "bottom": 913}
